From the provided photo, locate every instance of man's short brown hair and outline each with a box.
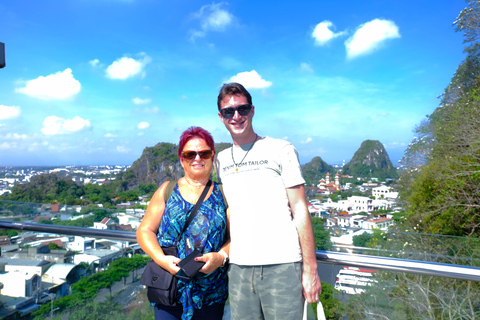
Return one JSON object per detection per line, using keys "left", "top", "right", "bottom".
{"left": 217, "top": 82, "right": 253, "bottom": 111}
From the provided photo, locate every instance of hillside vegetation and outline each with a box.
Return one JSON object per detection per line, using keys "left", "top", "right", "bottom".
{"left": 341, "top": 140, "right": 398, "bottom": 180}
{"left": 1, "top": 138, "right": 399, "bottom": 205}
{"left": 302, "top": 156, "right": 336, "bottom": 186}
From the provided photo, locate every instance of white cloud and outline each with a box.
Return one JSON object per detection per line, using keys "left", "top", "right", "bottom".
{"left": 227, "top": 70, "right": 272, "bottom": 89}
{"left": 0, "top": 105, "right": 21, "bottom": 120}
{"left": 105, "top": 133, "right": 118, "bottom": 138}
{"left": 312, "top": 21, "right": 346, "bottom": 46}
{"left": 345, "top": 19, "right": 400, "bottom": 59}
{"left": 5, "top": 133, "right": 27, "bottom": 140}
{"left": 15, "top": 69, "right": 81, "bottom": 100}
{"left": 41, "top": 116, "right": 91, "bottom": 135}
{"left": 132, "top": 97, "right": 151, "bottom": 105}
{"left": 138, "top": 122, "right": 150, "bottom": 129}
{"left": 300, "top": 63, "right": 314, "bottom": 73}
{"left": 0, "top": 142, "right": 11, "bottom": 150}
{"left": 89, "top": 59, "right": 100, "bottom": 67}
{"left": 106, "top": 54, "right": 151, "bottom": 80}
{"left": 301, "top": 137, "right": 312, "bottom": 144}
{"left": 191, "top": 3, "right": 234, "bottom": 40}
{"left": 117, "top": 146, "right": 130, "bottom": 153}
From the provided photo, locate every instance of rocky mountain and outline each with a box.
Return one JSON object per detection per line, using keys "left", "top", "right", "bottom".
{"left": 118, "top": 143, "right": 182, "bottom": 191}
{"left": 118, "top": 142, "right": 232, "bottom": 190}
{"left": 341, "top": 140, "right": 398, "bottom": 179}
{"left": 301, "top": 156, "right": 336, "bottom": 186}
{"left": 119, "top": 139, "right": 398, "bottom": 191}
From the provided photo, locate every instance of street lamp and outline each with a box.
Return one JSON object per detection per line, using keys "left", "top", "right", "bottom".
{"left": 49, "top": 293, "right": 59, "bottom": 318}
{"left": 0, "top": 42, "right": 5, "bottom": 68}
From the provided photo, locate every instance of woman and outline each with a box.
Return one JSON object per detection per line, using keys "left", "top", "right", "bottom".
{"left": 136, "top": 126, "right": 230, "bottom": 320}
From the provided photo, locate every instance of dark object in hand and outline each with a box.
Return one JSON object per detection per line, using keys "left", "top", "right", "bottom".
{"left": 176, "top": 248, "right": 205, "bottom": 279}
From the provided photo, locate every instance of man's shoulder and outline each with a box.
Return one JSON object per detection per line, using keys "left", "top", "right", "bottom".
{"left": 261, "top": 136, "right": 295, "bottom": 150}
{"left": 217, "top": 147, "right": 232, "bottom": 157}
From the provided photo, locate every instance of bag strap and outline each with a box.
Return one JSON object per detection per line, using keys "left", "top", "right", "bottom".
{"left": 158, "top": 180, "right": 212, "bottom": 248}
{"left": 180, "top": 179, "right": 212, "bottom": 236}
{"left": 164, "top": 180, "right": 227, "bottom": 208}
{"left": 217, "top": 184, "right": 228, "bottom": 208}
{"left": 163, "top": 180, "right": 177, "bottom": 203}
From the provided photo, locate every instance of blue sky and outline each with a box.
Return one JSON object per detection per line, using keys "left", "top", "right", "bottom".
{"left": 0, "top": 0, "right": 467, "bottom": 166}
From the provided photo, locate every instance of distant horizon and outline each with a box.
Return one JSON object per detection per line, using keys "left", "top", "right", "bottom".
{"left": 0, "top": 138, "right": 401, "bottom": 168}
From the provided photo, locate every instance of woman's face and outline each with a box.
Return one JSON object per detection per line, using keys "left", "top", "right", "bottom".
{"left": 180, "top": 138, "right": 214, "bottom": 180}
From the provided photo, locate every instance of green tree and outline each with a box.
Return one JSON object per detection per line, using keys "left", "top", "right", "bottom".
{"left": 139, "top": 183, "right": 158, "bottom": 196}
{"left": 311, "top": 217, "right": 332, "bottom": 250}
{"left": 399, "top": 0, "right": 480, "bottom": 238}
{"left": 68, "top": 298, "right": 121, "bottom": 320}
{"left": 48, "top": 242, "right": 62, "bottom": 250}
{"left": 352, "top": 232, "right": 372, "bottom": 247}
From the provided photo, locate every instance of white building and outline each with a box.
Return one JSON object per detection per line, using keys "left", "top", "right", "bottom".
{"left": 0, "top": 259, "right": 47, "bottom": 298}
{"left": 333, "top": 196, "right": 373, "bottom": 214}
{"left": 372, "top": 185, "right": 398, "bottom": 200}
{"left": 117, "top": 213, "right": 141, "bottom": 229}
{"left": 363, "top": 217, "right": 395, "bottom": 230}
{"left": 65, "top": 236, "right": 96, "bottom": 253}
{"left": 0, "top": 272, "right": 41, "bottom": 298}
{"left": 93, "top": 218, "right": 116, "bottom": 230}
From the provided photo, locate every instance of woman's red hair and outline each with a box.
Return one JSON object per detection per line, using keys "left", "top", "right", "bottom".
{"left": 178, "top": 126, "right": 215, "bottom": 159}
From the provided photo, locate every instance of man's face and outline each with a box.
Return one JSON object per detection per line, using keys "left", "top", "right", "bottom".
{"left": 218, "top": 94, "right": 254, "bottom": 140}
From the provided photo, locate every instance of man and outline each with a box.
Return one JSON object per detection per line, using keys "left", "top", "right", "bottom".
{"left": 215, "top": 82, "right": 321, "bottom": 319}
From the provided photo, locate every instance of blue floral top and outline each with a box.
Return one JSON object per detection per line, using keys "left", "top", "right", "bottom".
{"left": 158, "top": 182, "right": 228, "bottom": 320}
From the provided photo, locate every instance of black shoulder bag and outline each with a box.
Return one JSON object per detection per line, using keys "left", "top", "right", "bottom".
{"left": 140, "top": 180, "right": 212, "bottom": 306}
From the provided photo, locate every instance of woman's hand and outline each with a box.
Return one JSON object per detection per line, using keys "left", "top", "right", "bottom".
{"left": 160, "top": 255, "right": 182, "bottom": 276}
{"left": 196, "top": 252, "right": 224, "bottom": 274}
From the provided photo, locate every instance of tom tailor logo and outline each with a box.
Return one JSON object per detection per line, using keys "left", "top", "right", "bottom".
{"left": 223, "top": 160, "right": 269, "bottom": 172}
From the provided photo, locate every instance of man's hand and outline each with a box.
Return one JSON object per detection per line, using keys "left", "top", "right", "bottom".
{"left": 302, "top": 270, "right": 322, "bottom": 303}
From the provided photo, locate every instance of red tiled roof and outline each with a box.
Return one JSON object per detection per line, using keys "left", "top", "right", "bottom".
{"left": 116, "top": 224, "right": 132, "bottom": 231}
{"left": 33, "top": 216, "right": 50, "bottom": 223}
{"left": 41, "top": 239, "right": 64, "bottom": 248}
{"left": 367, "top": 217, "right": 392, "bottom": 223}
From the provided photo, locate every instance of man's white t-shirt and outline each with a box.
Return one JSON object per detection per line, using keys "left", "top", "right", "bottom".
{"left": 216, "top": 136, "right": 305, "bottom": 266}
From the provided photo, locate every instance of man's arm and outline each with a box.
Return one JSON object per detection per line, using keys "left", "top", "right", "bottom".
{"left": 286, "top": 184, "right": 322, "bottom": 303}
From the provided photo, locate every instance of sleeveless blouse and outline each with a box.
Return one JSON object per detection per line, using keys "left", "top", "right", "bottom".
{"left": 157, "top": 182, "right": 228, "bottom": 320}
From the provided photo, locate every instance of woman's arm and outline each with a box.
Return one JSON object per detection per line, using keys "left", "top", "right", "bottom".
{"left": 136, "top": 181, "right": 181, "bottom": 275}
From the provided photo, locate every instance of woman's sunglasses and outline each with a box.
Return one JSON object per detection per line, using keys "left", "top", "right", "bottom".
{"left": 219, "top": 104, "right": 252, "bottom": 119}
{"left": 181, "top": 150, "right": 213, "bottom": 160}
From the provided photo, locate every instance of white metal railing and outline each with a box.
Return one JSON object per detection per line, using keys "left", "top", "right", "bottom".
{"left": 1, "top": 220, "right": 479, "bottom": 282}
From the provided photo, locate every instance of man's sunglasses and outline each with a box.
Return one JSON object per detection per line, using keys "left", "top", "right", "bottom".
{"left": 181, "top": 150, "right": 213, "bottom": 160}
{"left": 220, "top": 104, "right": 252, "bottom": 119}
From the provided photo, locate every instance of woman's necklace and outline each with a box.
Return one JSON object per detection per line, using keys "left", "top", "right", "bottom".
{"left": 184, "top": 176, "right": 208, "bottom": 189}
{"left": 231, "top": 134, "right": 258, "bottom": 172}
